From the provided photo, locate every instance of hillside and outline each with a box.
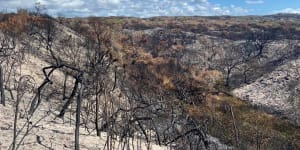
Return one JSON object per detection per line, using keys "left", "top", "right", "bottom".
{"left": 0, "top": 11, "right": 299, "bottom": 150}
{"left": 233, "top": 58, "right": 300, "bottom": 125}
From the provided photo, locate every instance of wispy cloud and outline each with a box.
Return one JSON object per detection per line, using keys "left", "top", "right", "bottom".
{"left": 0, "top": 0, "right": 249, "bottom": 17}
{"left": 275, "top": 8, "right": 300, "bottom": 14}
{"left": 245, "top": 0, "right": 264, "bottom": 4}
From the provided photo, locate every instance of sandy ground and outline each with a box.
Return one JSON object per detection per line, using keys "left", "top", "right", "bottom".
{"left": 0, "top": 99, "right": 167, "bottom": 150}
{"left": 0, "top": 52, "right": 167, "bottom": 150}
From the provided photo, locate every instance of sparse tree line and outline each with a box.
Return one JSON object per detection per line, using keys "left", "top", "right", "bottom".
{"left": 114, "top": 22, "right": 299, "bottom": 89}
{"left": 212, "top": 29, "right": 299, "bottom": 88}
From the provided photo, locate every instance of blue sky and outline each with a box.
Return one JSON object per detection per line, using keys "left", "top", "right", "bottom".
{"left": 0, "top": 0, "right": 299, "bottom": 17}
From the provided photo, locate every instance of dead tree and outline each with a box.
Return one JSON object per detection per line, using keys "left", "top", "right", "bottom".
{"left": 202, "top": 38, "right": 221, "bottom": 69}
{"left": 24, "top": 15, "right": 87, "bottom": 149}
{"left": 92, "top": 58, "right": 211, "bottom": 149}
{"left": 238, "top": 47, "right": 260, "bottom": 84}
{"left": 11, "top": 75, "right": 36, "bottom": 150}
{"left": 82, "top": 20, "right": 115, "bottom": 137}
{"left": 234, "top": 30, "right": 273, "bottom": 84}
{"left": 220, "top": 44, "right": 243, "bottom": 87}
{"left": 26, "top": 16, "right": 61, "bottom": 115}
{"left": 0, "top": 32, "right": 16, "bottom": 106}
{"left": 245, "top": 29, "right": 273, "bottom": 59}
{"left": 0, "top": 66, "right": 4, "bottom": 105}
{"left": 75, "top": 75, "right": 84, "bottom": 150}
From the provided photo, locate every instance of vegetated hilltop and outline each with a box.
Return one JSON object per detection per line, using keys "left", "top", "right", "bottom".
{"left": 0, "top": 10, "right": 299, "bottom": 149}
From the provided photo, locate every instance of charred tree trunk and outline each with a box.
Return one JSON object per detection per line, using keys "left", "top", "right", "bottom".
{"left": 95, "top": 84, "right": 100, "bottom": 136}
{"left": 12, "top": 85, "right": 22, "bottom": 150}
{"left": 225, "top": 69, "right": 231, "bottom": 87}
{"left": 243, "top": 71, "right": 248, "bottom": 84}
{"left": 75, "top": 81, "right": 84, "bottom": 150}
{"left": 58, "top": 79, "right": 80, "bottom": 118}
{"left": 0, "top": 65, "right": 5, "bottom": 106}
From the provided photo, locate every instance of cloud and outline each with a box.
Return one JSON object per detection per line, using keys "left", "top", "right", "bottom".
{"left": 275, "top": 8, "right": 300, "bottom": 14}
{"left": 0, "top": 0, "right": 249, "bottom": 17}
{"left": 245, "top": 0, "right": 264, "bottom": 4}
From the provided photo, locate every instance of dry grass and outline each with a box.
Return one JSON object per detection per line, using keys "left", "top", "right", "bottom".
{"left": 184, "top": 93, "right": 300, "bottom": 149}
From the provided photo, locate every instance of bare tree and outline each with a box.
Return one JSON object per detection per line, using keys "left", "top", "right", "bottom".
{"left": 0, "top": 63, "right": 4, "bottom": 105}
{"left": 244, "top": 29, "right": 273, "bottom": 59}
{"left": 75, "top": 75, "right": 84, "bottom": 150}
{"left": 17, "top": 14, "right": 87, "bottom": 149}
{"left": 11, "top": 75, "right": 36, "bottom": 150}
{"left": 0, "top": 31, "right": 18, "bottom": 106}
{"left": 220, "top": 43, "right": 243, "bottom": 87}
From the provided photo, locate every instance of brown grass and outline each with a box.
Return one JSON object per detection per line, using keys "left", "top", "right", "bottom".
{"left": 184, "top": 93, "right": 300, "bottom": 149}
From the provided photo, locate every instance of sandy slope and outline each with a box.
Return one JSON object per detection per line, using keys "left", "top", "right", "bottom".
{"left": 0, "top": 100, "right": 167, "bottom": 150}
{"left": 0, "top": 52, "right": 166, "bottom": 150}
{"left": 233, "top": 58, "right": 300, "bottom": 126}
